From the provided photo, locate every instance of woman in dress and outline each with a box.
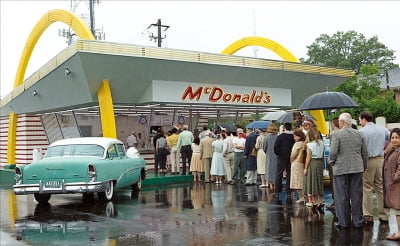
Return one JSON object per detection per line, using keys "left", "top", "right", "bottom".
{"left": 256, "top": 128, "right": 267, "bottom": 188}
{"left": 383, "top": 128, "right": 400, "bottom": 241}
{"left": 190, "top": 136, "right": 203, "bottom": 182}
{"left": 210, "top": 134, "right": 226, "bottom": 184}
{"left": 290, "top": 129, "right": 306, "bottom": 204}
{"left": 303, "top": 127, "right": 325, "bottom": 212}
{"left": 263, "top": 124, "right": 279, "bottom": 192}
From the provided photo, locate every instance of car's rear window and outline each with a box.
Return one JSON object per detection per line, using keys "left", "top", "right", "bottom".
{"left": 44, "top": 144, "right": 105, "bottom": 158}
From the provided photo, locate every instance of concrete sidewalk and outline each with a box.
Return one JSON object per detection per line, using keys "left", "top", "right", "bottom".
{"left": 0, "top": 231, "right": 28, "bottom": 246}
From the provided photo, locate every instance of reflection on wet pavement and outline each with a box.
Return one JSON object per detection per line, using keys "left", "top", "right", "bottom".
{"left": 1, "top": 183, "right": 399, "bottom": 246}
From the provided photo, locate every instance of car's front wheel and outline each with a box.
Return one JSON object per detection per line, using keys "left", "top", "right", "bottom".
{"left": 34, "top": 193, "right": 51, "bottom": 204}
{"left": 132, "top": 174, "right": 142, "bottom": 192}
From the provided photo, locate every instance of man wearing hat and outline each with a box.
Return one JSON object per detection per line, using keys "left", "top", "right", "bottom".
{"left": 263, "top": 124, "right": 279, "bottom": 190}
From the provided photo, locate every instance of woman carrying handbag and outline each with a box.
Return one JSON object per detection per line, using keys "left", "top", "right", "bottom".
{"left": 290, "top": 129, "right": 306, "bottom": 204}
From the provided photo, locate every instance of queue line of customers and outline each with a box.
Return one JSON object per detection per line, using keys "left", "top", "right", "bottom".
{"left": 150, "top": 112, "right": 400, "bottom": 240}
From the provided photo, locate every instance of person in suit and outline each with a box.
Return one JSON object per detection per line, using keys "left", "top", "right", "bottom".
{"left": 328, "top": 113, "right": 368, "bottom": 229}
{"left": 222, "top": 130, "right": 235, "bottom": 183}
{"left": 274, "top": 123, "right": 295, "bottom": 200}
{"left": 263, "top": 124, "right": 279, "bottom": 191}
{"left": 200, "top": 130, "right": 215, "bottom": 182}
{"left": 243, "top": 128, "right": 259, "bottom": 185}
{"left": 326, "top": 117, "right": 340, "bottom": 213}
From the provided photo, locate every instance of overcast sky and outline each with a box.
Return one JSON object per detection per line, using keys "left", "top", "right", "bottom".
{"left": 1, "top": 1, "right": 399, "bottom": 98}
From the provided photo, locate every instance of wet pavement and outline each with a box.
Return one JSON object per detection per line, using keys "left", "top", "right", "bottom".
{"left": 0, "top": 183, "right": 399, "bottom": 246}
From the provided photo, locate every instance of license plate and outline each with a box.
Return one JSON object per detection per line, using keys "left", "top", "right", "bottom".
{"left": 45, "top": 180, "right": 61, "bottom": 188}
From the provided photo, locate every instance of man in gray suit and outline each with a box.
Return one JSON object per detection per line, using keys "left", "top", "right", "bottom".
{"left": 329, "top": 113, "right": 368, "bottom": 229}
{"left": 200, "top": 130, "right": 215, "bottom": 182}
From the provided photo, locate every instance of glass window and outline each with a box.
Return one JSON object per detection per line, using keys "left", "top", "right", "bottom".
{"left": 44, "top": 144, "right": 104, "bottom": 158}
{"left": 107, "top": 144, "right": 118, "bottom": 158}
{"left": 116, "top": 144, "right": 126, "bottom": 157}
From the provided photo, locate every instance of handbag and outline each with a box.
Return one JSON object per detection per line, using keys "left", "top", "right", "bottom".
{"left": 251, "top": 147, "right": 257, "bottom": 157}
{"left": 295, "top": 146, "right": 307, "bottom": 163}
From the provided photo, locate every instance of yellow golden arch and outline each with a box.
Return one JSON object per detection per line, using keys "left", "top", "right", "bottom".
{"left": 7, "top": 9, "right": 116, "bottom": 164}
{"left": 221, "top": 36, "right": 327, "bottom": 134}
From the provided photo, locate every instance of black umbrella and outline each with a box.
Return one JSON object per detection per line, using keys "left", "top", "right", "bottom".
{"left": 276, "top": 112, "right": 295, "bottom": 123}
{"left": 276, "top": 111, "right": 316, "bottom": 123}
{"left": 298, "top": 92, "right": 358, "bottom": 110}
{"left": 219, "top": 124, "right": 237, "bottom": 132}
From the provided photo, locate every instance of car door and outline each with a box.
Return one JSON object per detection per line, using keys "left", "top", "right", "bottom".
{"left": 105, "top": 144, "right": 128, "bottom": 188}
{"left": 114, "top": 144, "right": 139, "bottom": 188}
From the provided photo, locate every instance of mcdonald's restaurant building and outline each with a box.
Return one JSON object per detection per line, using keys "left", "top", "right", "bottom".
{"left": 0, "top": 11, "right": 353, "bottom": 170}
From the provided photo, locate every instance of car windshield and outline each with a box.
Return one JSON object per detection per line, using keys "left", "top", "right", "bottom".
{"left": 44, "top": 144, "right": 105, "bottom": 158}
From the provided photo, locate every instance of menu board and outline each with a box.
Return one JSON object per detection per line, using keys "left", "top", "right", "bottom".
{"left": 151, "top": 114, "right": 173, "bottom": 125}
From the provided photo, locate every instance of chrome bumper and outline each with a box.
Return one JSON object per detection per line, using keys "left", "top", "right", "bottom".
{"left": 13, "top": 180, "right": 109, "bottom": 195}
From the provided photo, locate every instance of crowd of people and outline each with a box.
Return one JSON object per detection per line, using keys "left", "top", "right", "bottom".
{"left": 126, "top": 111, "right": 400, "bottom": 240}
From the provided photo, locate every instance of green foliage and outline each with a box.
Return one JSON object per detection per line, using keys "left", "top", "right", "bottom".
{"left": 303, "top": 30, "right": 400, "bottom": 122}
{"left": 304, "top": 31, "right": 397, "bottom": 73}
{"left": 334, "top": 65, "right": 400, "bottom": 122}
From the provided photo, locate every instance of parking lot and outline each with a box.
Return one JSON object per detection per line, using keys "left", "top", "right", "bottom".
{"left": 0, "top": 183, "right": 398, "bottom": 246}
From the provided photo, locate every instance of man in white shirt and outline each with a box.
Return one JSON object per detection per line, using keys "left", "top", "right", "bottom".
{"left": 231, "top": 128, "right": 246, "bottom": 184}
{"left": 126, "top": 131, "right": 138, "bottom": 148}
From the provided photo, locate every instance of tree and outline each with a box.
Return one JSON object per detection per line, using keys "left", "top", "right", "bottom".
{"left": 335, "top": 64, "right": 400, "bottom": 123}
{"left": 302, "top": 31, "right": 397, "bottom": 73}
{"left": 302, "top": 31, "right": 400, "bottom": 122}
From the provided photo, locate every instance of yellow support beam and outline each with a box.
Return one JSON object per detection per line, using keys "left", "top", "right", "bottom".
{"left": 97, "top": 80, "right": 117, "bottom": 138}
{"left": 8, "top": 190, "right": 17, "bottom": 229}
{"left": 309, "top": 110, "right": 328, "bottom": 135}
{"left": 8, "top": 9, "right": 95, "bottom": 166}
{"left": 6, "top": 112, "right": 17, "bottom": 165}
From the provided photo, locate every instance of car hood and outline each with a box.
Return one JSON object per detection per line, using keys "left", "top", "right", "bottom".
{"left": 23, "top": 157, "right": 102, "bottom": 181}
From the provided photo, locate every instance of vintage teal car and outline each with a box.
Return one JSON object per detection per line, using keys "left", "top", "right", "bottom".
{"left": 13, "top": 137, "right": 146, "bottom": 203}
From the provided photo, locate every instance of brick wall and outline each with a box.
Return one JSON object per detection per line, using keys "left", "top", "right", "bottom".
{"left": 0, "top": 114, "right": 48, "bottom": 165}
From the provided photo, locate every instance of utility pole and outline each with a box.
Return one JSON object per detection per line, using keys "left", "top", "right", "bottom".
{"left": 89, "top": 0, "right": 95, "bottom": 37}
{"left": 59, "top": 0, "right": 105, "bottom": 45}
{"left": 147, "top": 19, "right": 170, "bottom": 47}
